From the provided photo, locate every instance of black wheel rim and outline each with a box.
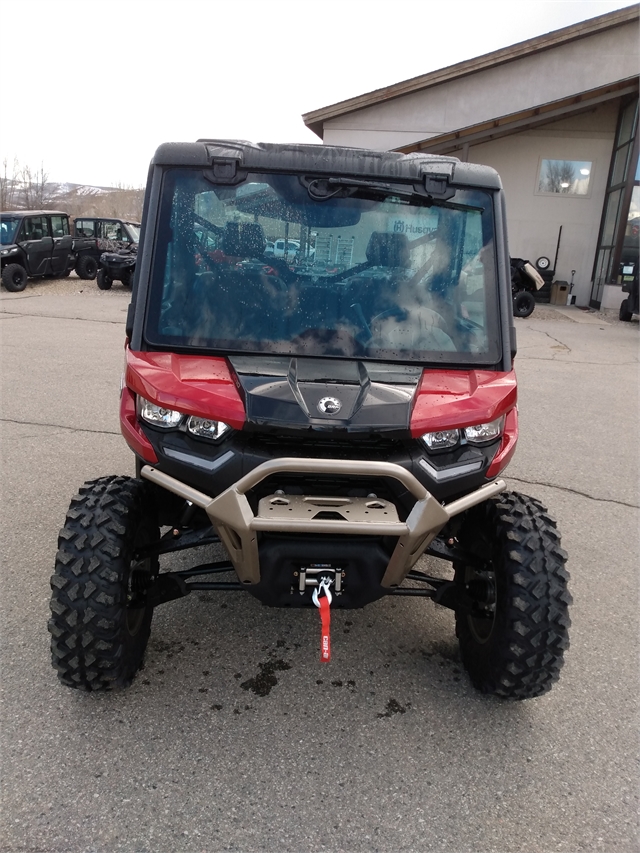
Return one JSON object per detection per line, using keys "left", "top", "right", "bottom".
{"left": 125, "top": 529, "right": 155, "bottom": 634}
{"left": 126, "top": 566, "right": 148, "bottom": 634}
{"left": 464, "top": 565, "right": 497, "bottom": 643}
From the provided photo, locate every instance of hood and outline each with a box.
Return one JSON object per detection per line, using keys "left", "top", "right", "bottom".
{"left": 229, "top": 356, "right": 421, "bottom": 434}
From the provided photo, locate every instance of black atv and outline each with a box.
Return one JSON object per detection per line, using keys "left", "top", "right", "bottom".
{"left": 49, "top": 140, "right": 571, "bottom": 699}
{"left": 96, "top": 244, "right": 137, "bottom": 289}
{"left": 510, "top": 257, "right": 545, "bottom": 318}
{"left": 619, "top": 275, "right": 638, "bottom": 321}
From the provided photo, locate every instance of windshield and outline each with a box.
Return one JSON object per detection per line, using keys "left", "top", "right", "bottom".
{"left": 125, "top": 223, "right": 141, "bottom": 243}
{"left": 145, "top": 169, "right": 501, "bottom": 365}
{"left": 1, "top": 217, "right": 21, "bottom": 245}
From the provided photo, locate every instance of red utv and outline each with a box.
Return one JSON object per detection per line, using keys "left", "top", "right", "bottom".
{"left": 49, "top": 141, "right": 571, "bottom": 699}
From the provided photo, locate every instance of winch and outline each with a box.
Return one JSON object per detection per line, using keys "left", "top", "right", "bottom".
{"left": 297, "top": 563, "right": 343, "bottom": 596}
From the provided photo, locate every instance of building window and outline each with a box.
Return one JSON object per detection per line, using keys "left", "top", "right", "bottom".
{"left": 536, "top": 159, "right": 593, "bottom": 196}
{"left": 590, "top": 96, "right": 639, "bottom": 308}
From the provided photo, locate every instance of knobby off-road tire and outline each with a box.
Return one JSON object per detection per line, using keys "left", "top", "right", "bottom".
{"left": 618, "top": 298, "right": 632, "bottom": 322}
{"left": 454, "top": 492, "right": 571, "bottom": 699}
{"left": 513, "top": 290, "right": 536, "bottom": 318}
{"left": 49, "top": 476, "right": 159, "bottom": 691}
{"left": 2, "top": 263, "right": 28, "bottom": 292}
{"left": 96, "top": 268, "right": 113, "bottom": 290}
{"left": 76, "top": 255, "right": 98, "bottom": 280}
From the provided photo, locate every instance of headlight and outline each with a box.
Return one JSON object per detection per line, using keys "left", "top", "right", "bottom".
{"left": 421, "top": 429, "right": 460, "bottom": 450}
{"left": 421, "top": 416, "right": 505, "bottom": 452}
{"left": 464, "top": 416, "right": 505, "bottom": 445}
{"left": 137, "top": 396, "right": 183, "bottom": 428}
{"left": 187, "top": 416, "right": 230, "bottom": 441}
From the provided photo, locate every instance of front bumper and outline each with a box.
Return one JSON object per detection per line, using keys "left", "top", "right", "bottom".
{"left": 141, "top": 458, "right": 505, "bottom": 589}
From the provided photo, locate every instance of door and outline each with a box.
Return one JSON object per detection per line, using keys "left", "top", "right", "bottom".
{"left": 50, "top": 216, "right": 73, "bottom": 275}
{"left": 18, "top": 216, "right": 53, "bottom": 275}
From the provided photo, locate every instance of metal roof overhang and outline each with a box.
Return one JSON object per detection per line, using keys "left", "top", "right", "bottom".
{"left": 302, "top": 7, "right": 639, "bottom": 139}
{"left": 395, "top": 78, "right": 639, "bottom": 156}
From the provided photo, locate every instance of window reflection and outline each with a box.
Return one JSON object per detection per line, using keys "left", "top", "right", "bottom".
{"left": 537, "top": 159, "right": 592, "bottom": 196}
{"left": 146, "top": 170, "right": 501, "bottom": 365}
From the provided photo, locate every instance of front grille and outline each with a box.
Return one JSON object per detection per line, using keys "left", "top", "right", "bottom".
{"left": 239, "top": 430, "right": 409, "bottom": 460}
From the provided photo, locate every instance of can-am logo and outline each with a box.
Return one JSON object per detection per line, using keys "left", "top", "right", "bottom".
{"left": 317, "top": 397, "right": 342, "bottom": 415}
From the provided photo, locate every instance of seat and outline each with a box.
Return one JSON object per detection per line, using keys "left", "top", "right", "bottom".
{"left": 237, "top": 223, "right": 266, "bottom": 258}
{"left": 346, "top": 232, "right": 411, "bottom": 330}
{"left": 364, "top": 232, "right": 410, "bottom": 268}
{"left": 222, "top": 222, "right": 241, "bottom": 257}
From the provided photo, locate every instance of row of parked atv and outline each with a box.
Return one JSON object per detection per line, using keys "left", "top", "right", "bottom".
{"left": 0, "top": 211, "right": 139, "bottom": 292}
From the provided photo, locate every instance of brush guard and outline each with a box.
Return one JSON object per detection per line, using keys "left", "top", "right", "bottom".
{"left": 140, "top": 458, "right": 505, "bottom": 591}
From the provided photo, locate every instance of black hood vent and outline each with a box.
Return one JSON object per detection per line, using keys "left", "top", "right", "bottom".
{"left": 229, "top": 356, "right": 421, "bottom": 434}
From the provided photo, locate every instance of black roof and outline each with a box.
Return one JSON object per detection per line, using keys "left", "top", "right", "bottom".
{"left": 1, "top": 210, "right": 69, "bottom": 217}
{"left": 73, "top": 217, "right": 141, "bottom": 225}
{"left": 150, "top": 140, "right": 502, "bottom": 189}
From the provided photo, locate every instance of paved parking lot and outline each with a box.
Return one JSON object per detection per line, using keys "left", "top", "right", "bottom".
{"left": 1, "top": 280, "right": 638, "bottom": 853}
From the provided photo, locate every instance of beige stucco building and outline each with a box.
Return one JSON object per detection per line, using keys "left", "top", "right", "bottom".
{"left": 303, "top": 7, "right": 639, "bottom": 310}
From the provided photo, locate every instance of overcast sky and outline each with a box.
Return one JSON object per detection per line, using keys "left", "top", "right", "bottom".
{"left": 1, "top": 0, "right": 637, "bottom": 188}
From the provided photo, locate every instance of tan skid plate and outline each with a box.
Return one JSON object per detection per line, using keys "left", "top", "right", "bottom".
{"left": 258, "top": 494, "right": 400, "bottom": 524}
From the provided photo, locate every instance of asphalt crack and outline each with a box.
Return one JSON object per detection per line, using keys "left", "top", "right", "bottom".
{"left": 525, "top": 326, "right": 572, "bottom": 355}
{"left": 1, "top": 417, "right": 120, "bottom": 436}
{"left": 519, "top": 356, "right": 638, "bottom": 365}
{"left": 0, "top": 309, "right": 124, "bottom": 325}
{"left": 507, "top": 475, "right": 639, "bottom": 509}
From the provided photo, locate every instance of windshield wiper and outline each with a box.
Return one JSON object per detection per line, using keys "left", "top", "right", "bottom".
{"left": 305, "top": 176, "right": 483, "bottom": 212}
{"left": 306, "top": 176, "right": 411, "bottom": 200}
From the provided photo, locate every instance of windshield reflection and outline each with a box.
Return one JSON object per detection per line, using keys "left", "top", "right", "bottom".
{"left": 145, "top": 170, "right": 500, "bottom": 365}
{"left": 1, "top": 217, "right": 20, "bottom": 245}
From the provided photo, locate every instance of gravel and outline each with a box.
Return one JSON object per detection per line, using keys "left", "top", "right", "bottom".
{"left": 5, "top": 272, "right": 130, "bottom": 298}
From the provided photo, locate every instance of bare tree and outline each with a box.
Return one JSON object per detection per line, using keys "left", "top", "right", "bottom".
{"left": 20, "top": 163, "right": 52, "bottom": 209}
{"left": 540, "top": 160, "right": 576, "bottom": 194}
{"left": 1, "top": 157, "right": 145, "bottom": 220}
{"left": 0, "top": 159, "right": 55, "bottom": 209}
{"left": 0, "top": 157, "right": 20, "bottom": 210}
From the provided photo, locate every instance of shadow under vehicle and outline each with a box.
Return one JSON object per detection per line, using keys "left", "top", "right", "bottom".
{"left": 48, "top": 141, "right": 571, "bottom": 700}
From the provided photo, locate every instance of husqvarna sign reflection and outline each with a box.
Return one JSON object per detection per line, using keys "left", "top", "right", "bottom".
{"left": 317, "top": 397, "right": 342, "bottom": 415}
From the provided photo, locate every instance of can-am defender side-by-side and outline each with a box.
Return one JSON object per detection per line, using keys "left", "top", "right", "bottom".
{"left": 49, "top": 141, "right": 571, "bottom": 699}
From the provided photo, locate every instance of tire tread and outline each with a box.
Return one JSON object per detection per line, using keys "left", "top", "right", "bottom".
{"left": 456, "top": 491, "right": 571, "bottom": 699}
{"left": 48, "top": 476, "right": 156, "bottom": 691}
